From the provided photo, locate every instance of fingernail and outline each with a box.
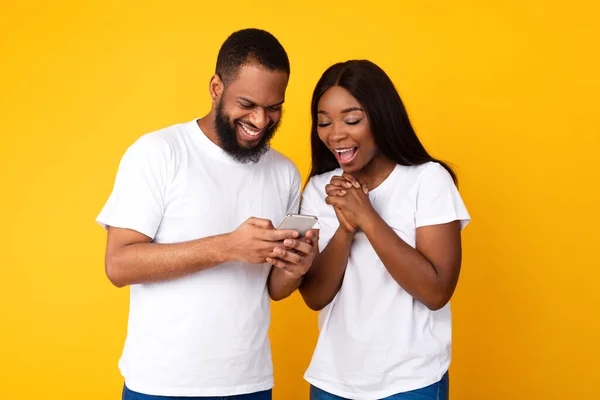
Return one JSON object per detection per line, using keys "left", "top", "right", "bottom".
{"left": 341, "top": 190, "right": 346, "bottom": 194}
{"left": 274, "top": 248, "right": 282, "bottom": 255}
{"left": 284, "top": 239, "right": 293, "bottom": 246}
{"left": 354, "top": 182, "right": 360, "bottom": 188}
{"left": 344, "top": 182, "right": 351, "bottom": 187}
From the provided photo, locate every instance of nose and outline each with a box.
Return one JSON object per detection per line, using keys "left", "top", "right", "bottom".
{"left": 329, "top": 121, "right": 348, "bottom": 142}
{"left": 249, "top": 108, "right": 270, "bottom": 130}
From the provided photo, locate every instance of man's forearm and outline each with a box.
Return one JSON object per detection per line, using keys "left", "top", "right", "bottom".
{"left": 267, "top": 267, "right": 303, "bottom": 301}
{"left": 106, "top": 234, "right": 231, "bottom": 287}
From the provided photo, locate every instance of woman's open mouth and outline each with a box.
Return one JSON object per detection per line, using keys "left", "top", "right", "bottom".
{"left": 333, "top": 147, "right": 358, "bottom": 165}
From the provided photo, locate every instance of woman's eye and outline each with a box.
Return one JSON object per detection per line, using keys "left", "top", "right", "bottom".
{"left": 345, "top": 119, "right": 362, "bottom": 125}
{"left": 317, "top": 122, "right": 331, "bottom": 127}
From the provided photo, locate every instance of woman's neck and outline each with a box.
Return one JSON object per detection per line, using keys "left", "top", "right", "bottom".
{"left": 353, "top": 154, "right": 396, "bottom": 191}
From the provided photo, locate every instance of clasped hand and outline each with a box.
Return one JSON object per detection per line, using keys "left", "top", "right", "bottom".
{"left": 325, "top": 173, "right": 375, "bottom": 233}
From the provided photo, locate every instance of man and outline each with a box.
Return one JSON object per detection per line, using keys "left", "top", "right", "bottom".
{"left": 96, "top": 28, "right": 317, "bottom": 399}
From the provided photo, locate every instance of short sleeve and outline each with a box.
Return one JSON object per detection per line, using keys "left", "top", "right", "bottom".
{"left": 96, "top": 135, "right": 168, "bottom": 239}
{"left": 415, "top": 163, "right": 471, "bottom": 230}
{"left": 300, "top": 177, "right": 320, "bottom": 227}
{"left": 286, "top": 166, "right": 301, "bottom": 215}
{"left": 301, "top": 177, "right": 333, "bottom": 250}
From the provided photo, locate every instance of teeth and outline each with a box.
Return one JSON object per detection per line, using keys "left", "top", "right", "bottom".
{"left": 240, "top": 123, "right": 261, "bottom": 136}
{"left": 335, "top": 148, "right": 355, "bottom": 153}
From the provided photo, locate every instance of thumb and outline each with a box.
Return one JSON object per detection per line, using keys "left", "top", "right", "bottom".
{"left": 246, "top": 217, "right": 274, "bottom": 229}
{"left": 306, "top": 229, "right": 320, "bottom": 241}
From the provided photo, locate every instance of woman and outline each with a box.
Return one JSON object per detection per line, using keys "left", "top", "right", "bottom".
{"left": 299, "top": 60, "right": 471, "bottom": 400}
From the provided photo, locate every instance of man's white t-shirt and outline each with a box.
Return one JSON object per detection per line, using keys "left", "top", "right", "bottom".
{"left": 96, "top": 119, "right": 300, "bottom": 396}
{"left": 301, "top": 162, "right": 470, "bottom": 400}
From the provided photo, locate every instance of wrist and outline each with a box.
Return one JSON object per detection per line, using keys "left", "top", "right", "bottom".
{"left": 283, "top": 269, "right": 306, "bottom": 282}
{"left": 215, "top": 233, "right": 236, "bottom": 263}
{"left": 335, "top": 226, "right": 356, "bottom": 241}
{"left": 360, "top": 208, "right": 380, "bottom": 234}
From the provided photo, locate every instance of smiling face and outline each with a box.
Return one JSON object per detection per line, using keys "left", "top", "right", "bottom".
{"left": 316, "top": 85, "right": 380, "bottom": 173}
{"left": 212, "top": 63, "right": 288, "bottom": 163}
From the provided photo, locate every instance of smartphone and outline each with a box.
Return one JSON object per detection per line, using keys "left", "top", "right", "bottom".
{"left": 277, "top": 213, "right": 318, "bottom": 237}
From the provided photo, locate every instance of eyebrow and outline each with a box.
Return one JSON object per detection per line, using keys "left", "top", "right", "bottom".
{"left": 238, "top": 97, "right": 285, "bottom": 108}
{"left": 318, "top": 107, "right": 364, "bottom": 115}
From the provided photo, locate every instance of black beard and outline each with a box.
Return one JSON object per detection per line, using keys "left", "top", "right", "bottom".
{"left": 214, "top": 99, "right": 280, "bottom": 164}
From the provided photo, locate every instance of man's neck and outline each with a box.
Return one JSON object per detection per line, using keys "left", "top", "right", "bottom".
{"left": 197, "top": 112, "right": 221, "bottom": 148}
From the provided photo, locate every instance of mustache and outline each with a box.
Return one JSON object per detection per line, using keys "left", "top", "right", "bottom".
{"left": 235, "top": 119, "right": 273, "bottom": 130}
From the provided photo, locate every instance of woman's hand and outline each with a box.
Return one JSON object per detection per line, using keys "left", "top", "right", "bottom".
{"left": 325, "top": 173, "right": 375, "bottom": 232}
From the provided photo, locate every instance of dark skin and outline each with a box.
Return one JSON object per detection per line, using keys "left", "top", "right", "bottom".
{"left": 105, "top": 64, "right": 317, "bottom": 300}
{"left": 266, "top": 229, "right": 319, "bottom": 300}
{"left": 299, "top": 86, "right": 463, "bottom": 311}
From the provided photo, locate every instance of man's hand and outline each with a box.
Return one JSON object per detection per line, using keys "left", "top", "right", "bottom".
{"left": 227, "top": 217, "right": 299, "bottom": 264}
{"left": 267, "top": 229, "right": 319, "bottom": 278}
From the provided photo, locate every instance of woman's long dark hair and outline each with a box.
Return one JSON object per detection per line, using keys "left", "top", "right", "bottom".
{"left": 308, "top": 60, "right": 457, "bottom": 184}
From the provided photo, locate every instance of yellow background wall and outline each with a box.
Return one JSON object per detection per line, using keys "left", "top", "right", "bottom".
{"left": 1, "top": 1, "right": 598, "bottom": 399}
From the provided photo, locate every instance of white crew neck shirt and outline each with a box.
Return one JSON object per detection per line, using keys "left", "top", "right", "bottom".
{"left": 301, "top": 162, "right": 470, "bottom": 400}
{"left": 96, "top": 119, "right": 300, "bottom": 396}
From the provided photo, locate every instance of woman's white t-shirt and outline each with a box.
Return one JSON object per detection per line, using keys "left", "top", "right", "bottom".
{"left": 301, "top": 162, "right": 471, "bottom": 400}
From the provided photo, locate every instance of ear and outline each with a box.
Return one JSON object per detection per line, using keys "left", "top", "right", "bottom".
{"left": 209, "top": 74, "right": 224, "bottom": 103}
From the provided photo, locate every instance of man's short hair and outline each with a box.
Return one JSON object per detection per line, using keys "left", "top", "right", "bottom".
{"left": 215, "top": 28, "right": 290, "bottom": 86}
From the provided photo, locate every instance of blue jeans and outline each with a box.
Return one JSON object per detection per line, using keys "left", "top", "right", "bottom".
{"left": 310, "top": 372, "right": 449, "bottom": 400}
{"left": 122, "top": 385, "right": 272, "bottom": 400}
